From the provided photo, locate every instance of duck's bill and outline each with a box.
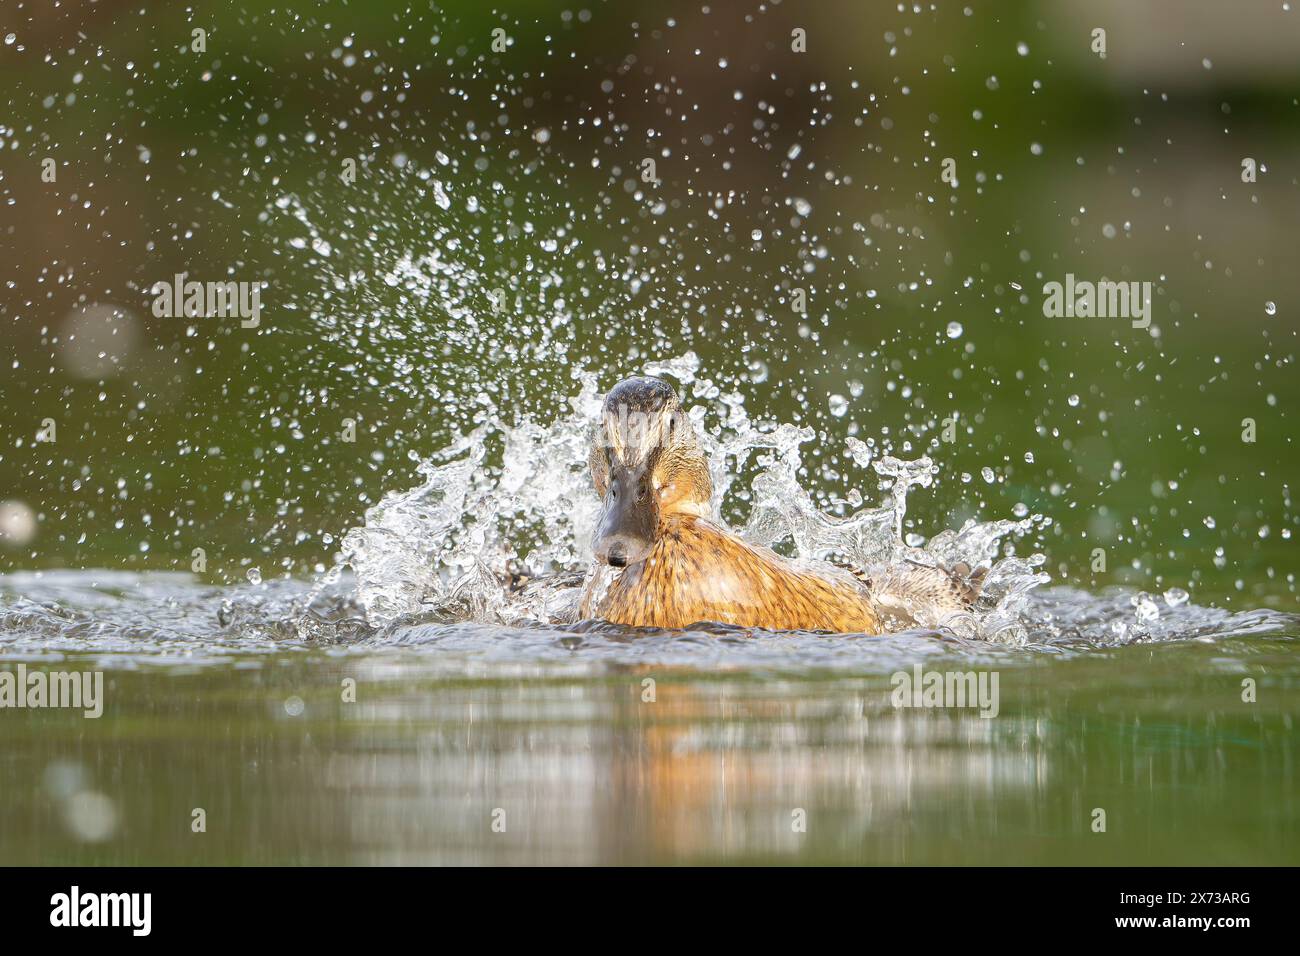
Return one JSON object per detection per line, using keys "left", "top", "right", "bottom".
{"left": 593, "top": 470, "right": 656, "bottom": 568}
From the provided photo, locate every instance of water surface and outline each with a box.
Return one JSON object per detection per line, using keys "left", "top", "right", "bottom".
{"left": 2, "top": 570, "right": 1294, "bottom": 865}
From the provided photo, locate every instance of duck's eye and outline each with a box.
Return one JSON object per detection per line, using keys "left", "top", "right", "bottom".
{"left": 636, "top": 480, "right": 648, "bottom": 501}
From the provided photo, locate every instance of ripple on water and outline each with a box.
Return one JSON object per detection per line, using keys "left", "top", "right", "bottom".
{"left": 0, "top": 571, "right": 1295, "bottom": 675}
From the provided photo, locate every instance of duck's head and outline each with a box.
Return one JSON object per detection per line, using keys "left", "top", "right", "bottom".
{"left": 588, "top": 376, "right": 713, "bottom": 568}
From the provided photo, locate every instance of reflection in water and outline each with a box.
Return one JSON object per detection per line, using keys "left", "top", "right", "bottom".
{"left": 1, "top": 572, "right": 1294, "bottom": 864}
{"left": 2, "top": 639, "right": 1294, "bottom": 865}
{"left": 609, "top": 675, "right": 1046, "bottom": 865}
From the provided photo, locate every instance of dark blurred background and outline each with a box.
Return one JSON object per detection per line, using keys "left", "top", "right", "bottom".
{"left": 1, "top": 0, "right": 1296, "bottom": 606}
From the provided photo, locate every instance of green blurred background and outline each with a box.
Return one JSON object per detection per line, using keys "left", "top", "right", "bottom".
{"left": 1, "top": 0, "right": 1296, "bottom": 606}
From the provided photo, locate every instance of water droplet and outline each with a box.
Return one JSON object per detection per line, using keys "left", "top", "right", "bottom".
{"left": 829, "top": 394, "right": 848, "bottom": 417}
{"left": 1133, "top": 592, "right": 1161, "bottom": 623}
{"left": 43, "top": 761, "right": 88, "bottom": 799}
{"left": 4, "top": 33, "right": 16, "bottom": 45}
{"left": 945, "top": 321, "right": 963, "bottom": 339}
{"left": 246, "top": 567, "right": 262, "bottom": 585}
{"left": 62, "top": 791, "right": 119, "bottom": 842}
{"left": 1264, "top": 300, "right": 1277, "bottom": 316}
{"left": 750, "top": 229, "right": 763, "bottom": 241}
{"left": 284, "top": 696, "right": 305, "bottom": 717}
{"left": 0, "top": 499, "right": 37, "bottom": 545}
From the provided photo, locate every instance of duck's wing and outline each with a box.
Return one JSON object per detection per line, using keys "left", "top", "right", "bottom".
{"left": 844, "top": 559, "right": 987, "bottom": 629}
{"left": 506, "top": 567, "right": 587, "bottom": 594}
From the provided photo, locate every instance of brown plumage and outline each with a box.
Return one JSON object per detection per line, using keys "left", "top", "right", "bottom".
{"left": 578, "top": 376, "right": 985, "bottom": 634}
{"left": 581, "top": 513, "right": 880, "bottom": 632}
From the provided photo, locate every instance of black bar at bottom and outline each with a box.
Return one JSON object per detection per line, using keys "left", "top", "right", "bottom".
{"left": 0, "top": 866, "right": 1282, "bottom": 941}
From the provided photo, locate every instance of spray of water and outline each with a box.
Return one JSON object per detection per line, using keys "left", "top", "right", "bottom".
{"left": 333, "top": 352, "right": 1051, "bottom": 643}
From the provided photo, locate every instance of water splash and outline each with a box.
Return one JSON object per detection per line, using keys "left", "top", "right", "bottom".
{"left": 338, "top": 374, "right": 605, "bottom": 625}
{"left": 333, "top": 355, "right": 1051, "bottom": 642}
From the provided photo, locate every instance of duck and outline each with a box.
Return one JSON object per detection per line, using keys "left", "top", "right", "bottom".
{"left": 577, "top": 376, "right": 985, "bottom": 633}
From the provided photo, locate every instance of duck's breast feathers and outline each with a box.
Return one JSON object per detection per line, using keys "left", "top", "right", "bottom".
{"left": 643, "top": 516, "right": 879, "bottom": 632}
